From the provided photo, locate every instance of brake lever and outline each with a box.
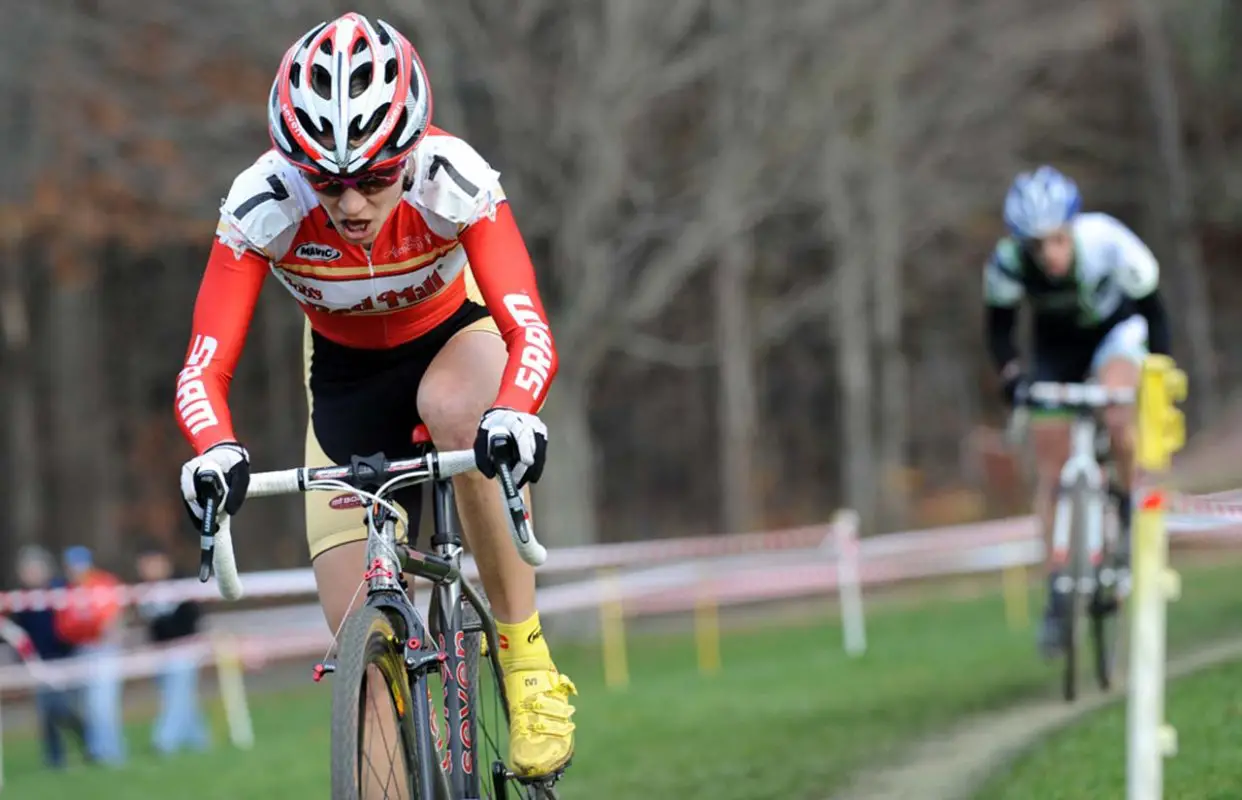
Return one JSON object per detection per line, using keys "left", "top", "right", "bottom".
{"left": 194, "top": 473, "right": 225, "bottom": 583}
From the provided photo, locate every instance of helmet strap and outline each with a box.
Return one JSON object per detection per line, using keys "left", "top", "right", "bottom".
{"left": 401, "top": 155, "right": 415, "bottom": 192}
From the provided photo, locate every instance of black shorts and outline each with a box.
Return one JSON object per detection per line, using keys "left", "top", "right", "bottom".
{"left": 303, "top": 300, "right": 492, "bottom": 557}
{"left": 1030, "top": 338, "right": 1100, "bottom": 385}
{"left": 309, "top": 300, "right": 490, "bottom": 464}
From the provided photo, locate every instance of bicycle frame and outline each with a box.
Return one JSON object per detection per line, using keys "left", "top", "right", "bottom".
{"left": 1049, "top": 411, "right": 1108, "bottom": 576}
{"left": 197, "top": 444, "right": 546, "bottom": 800}
{"left": 1025, "top": 381, "right": 1134, "bottom": 600}
{"left": 353, "top": 454, "right": 514, "bottom": 800}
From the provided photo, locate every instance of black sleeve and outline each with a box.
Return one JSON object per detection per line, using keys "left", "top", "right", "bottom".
{"left": 986, "top": 305, "right": 1019, "bottom": 372}
{"left": 150, "top": 602, "right": 202, "bottom": 642}
{"left": 1134, "top": 290, "right": 1170, "bottom": 355}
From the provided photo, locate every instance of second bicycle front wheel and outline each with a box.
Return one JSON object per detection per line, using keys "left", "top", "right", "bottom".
{"left": 331, "top": 606, "right": 436, "bottom": 800}
{"left": 1062, "top": 478, "right": 1090, "bottom": 702}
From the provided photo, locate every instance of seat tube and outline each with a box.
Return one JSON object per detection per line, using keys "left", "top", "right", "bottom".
{"left": 431, "top": 479, "right": 460, "bottom": 550}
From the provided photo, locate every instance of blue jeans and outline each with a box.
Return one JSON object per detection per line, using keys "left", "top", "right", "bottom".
{"left": 78, "top": 642, "right": 126, "bottom": 764}
{"left": 152, "top": 655, "right": 209, "bottom": 754}
{"left": 34, "top": 686, "right": 86, "bottom": 768}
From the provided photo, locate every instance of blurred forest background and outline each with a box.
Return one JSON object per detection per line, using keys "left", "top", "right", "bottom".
{"left": 3, "top": 0, "right": 1242, "bottom": 581}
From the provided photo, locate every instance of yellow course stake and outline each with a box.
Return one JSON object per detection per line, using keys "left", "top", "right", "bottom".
{"left": 599, "top": 569, "right": 629, "bottom": 690}
{"left": 1002, "top": 564, "right": 1029, "bottom": 631}
{"left": 694, "top": 581, "right": 721, "bottom": 676}
{"left": 1127, "top": 354, "right": 1187, "bottom": 800}
{"left": 213, "top": 632, "right": 255, "bottom": 750}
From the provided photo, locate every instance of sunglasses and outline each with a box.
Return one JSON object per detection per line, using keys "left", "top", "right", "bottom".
{"left": 307, "top": 163, "right": 405, "bottom": 197}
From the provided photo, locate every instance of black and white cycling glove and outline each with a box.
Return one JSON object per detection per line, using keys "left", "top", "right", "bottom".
{"left": 179, "top": 441, "right": 251, "bottom": 525}
{"left": 473, "top": 408, "right": 548, "bottom": 489}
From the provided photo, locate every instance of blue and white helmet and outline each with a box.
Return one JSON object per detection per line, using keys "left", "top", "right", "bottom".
{"left": 1003, "top": 166, "right": 1081, "bottom": 239}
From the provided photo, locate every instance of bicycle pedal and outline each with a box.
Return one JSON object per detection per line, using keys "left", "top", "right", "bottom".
{"left": 312, "top": 661, "right": 336, "bottom": 683}
{"left": 512, "top": 757, "right": 572, "bottom": 787}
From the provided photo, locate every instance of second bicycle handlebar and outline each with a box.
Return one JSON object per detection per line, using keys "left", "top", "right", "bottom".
{"left": 197, "top": 447, "right": 547, "bottom": 601}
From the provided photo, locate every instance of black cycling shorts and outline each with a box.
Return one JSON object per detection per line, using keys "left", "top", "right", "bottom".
{"left": 303, "top": 299, "right": 493, "bottom": 557}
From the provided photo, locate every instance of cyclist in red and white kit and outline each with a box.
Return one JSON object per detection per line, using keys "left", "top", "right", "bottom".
{"left": 174, "top": 12, "right": 575, "bottom": 779}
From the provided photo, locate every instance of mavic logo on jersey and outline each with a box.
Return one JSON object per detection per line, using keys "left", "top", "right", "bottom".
{"left": 503, "top": 293, "right": 554, "bottom": 401}
{"left": 176, "top": 335, "right": 219, "bottom": 437}
{"left": 294, "top": 242, "right": 342, "bottom": 261}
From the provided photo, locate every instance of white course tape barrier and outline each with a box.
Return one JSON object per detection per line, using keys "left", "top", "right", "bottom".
{"left": 3, "top": 488, "right": 1242, "bottom": 783}
{"left": 0, "top": 525, "right": 835, "bottom": 614}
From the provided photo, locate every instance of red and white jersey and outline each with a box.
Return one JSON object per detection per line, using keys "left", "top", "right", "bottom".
{"left": 175, "top": 127, "right": 558, "bottom": 454}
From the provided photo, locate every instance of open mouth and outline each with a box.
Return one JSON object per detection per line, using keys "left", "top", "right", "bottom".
{"left": 338, "top": 219, "right": 373, "bottom": 242}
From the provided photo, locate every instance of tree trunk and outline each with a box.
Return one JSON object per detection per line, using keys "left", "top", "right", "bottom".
{"left": 836, "top": 253, "right": 878, "bottom": 531}
{"left": 714, "top": 232, "right": 760, "bottom": 533}
{"left": 869, "top": 69, "right": 909, "bottom": 532}
{"left": 0, "top": 242, "right": 41, "bottom": 559}
{"left": 49, "top": 262, "right": 120, "bottom": 560}
{"left": 1133, "top": 0, "right": 1220, "bottom": 426}
{"left": 533, "top": 371, "right": 598, "bottom": 546}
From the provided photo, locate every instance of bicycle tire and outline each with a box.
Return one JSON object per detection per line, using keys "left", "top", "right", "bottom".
{"left": 1091, "top": 500, "right": 1127, "bottom": 691}
{"left": 1061, "top": 478, "right": 1088, "bottom": 703}
{"left": 331, "top": 606, "right": 435, "bottom": 800}
{"left": 458, "top": 587, "right": 555, "bottom": 800}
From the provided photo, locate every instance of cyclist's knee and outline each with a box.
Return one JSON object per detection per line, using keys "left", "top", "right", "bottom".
{"left": 417, "top": 375, "right": 492, "bottom": 451}
{"left": 417, "top": 330, "right": 505, "bottom": 451}
{"left": 419, "top": 405, "right": 481, "bottom": 451}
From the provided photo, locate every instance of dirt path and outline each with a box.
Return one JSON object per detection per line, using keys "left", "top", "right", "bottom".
{"left": 830, "top": 636, "right": 1242, "bottom": 800}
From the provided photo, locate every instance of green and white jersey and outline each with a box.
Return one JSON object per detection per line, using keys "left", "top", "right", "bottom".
{"left": 983, "top": 212, "right": 1159, "bottom": 344}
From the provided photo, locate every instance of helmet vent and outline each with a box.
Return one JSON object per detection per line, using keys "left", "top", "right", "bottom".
{"left": 311, "top": 64, "right": 333, "bottom": 101}
{"left": 349, "top": 63, "right": 372, "bottom": 99}
{"left": 350, "top": 102, "right": 389, "bottom": 146}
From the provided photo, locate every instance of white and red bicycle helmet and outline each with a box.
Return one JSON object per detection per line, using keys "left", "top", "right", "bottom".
{"left": 268, "top": 13, "right": 432, "bottom": 176}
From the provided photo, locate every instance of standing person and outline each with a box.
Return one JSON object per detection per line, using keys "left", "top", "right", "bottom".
{"left": 135, "top": 544, "right": 210, "bottom": 754}
{"left": 56, "top": 546, "right": 127, "bottom": 765}
{"left": 7, "top": 545, "right": 90, "bottom": 769}
{"left": 174, "top": 12, "right": 575, "bottom": 781}
{"left": 983, "top": 166, "right": 1171, "bottom": 655}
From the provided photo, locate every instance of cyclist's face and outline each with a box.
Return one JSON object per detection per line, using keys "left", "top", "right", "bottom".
{"left": 1027, "top": 227, "right": 1074, "bottom": 277}
{"left": 311, "top": 163, "right": 407, "bottom": 247}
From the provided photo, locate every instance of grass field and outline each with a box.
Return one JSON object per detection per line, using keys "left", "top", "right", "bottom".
{"left": 980, "top": 657, "right": 1242, "bottom": 799}
{"left": 6, "top": 559, "right": 1242, "bottom": 800}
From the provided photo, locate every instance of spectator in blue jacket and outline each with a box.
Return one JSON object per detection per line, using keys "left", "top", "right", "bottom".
{"left": 9, "top": 545, "right": 90, "bottom": 769}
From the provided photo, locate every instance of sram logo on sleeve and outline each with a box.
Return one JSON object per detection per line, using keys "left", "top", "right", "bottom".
{"left": 176, "top": 335, "right": 220, "bottom": 436}
{"left": 503, "top": 293, "right": 555, "bottom": 401}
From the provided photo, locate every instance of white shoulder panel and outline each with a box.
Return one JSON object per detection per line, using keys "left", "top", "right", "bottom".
{"left": 1073, "top": 212, "right": 1159, "bottom": 298}
{"left": 407, "top": 133, "right": 507, "bottom": 232}
{"left": 216, "top": 151, "right": 317, "bottom": 261}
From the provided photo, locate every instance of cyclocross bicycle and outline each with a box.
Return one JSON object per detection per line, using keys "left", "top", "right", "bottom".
{"left": 1015, "top": 381, "right": 1134, "bottom": 702}
{"left": 195, "top": 425, "right": 562, "bottom": 800}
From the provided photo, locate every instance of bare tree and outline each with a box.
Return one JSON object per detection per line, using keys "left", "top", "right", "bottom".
{"left": 1132, "top": 0, "right": 1221, "bottom": 425}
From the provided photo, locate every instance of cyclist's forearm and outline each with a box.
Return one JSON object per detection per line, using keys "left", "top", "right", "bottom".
{"left": 461, "top": 203, "right": 560, "bottom": 413}
{"left": 174, "top": 240, "right": 267, "bottom": 452}
{"left": 1134, "top": 289, "right": 1170, "bottom": 355}
{"left": 985, "top": 304, "right": 1019, "bottom": 373}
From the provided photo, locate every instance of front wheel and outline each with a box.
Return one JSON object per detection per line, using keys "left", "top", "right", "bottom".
{"left": 331, "top": 606, "right": 434, "bottom": 800}
{"left": 458, "top": 586, "right": 558, "bottom": 799}
{"left": 1061, "top": 478, "right": 1090, "bottom": 702}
